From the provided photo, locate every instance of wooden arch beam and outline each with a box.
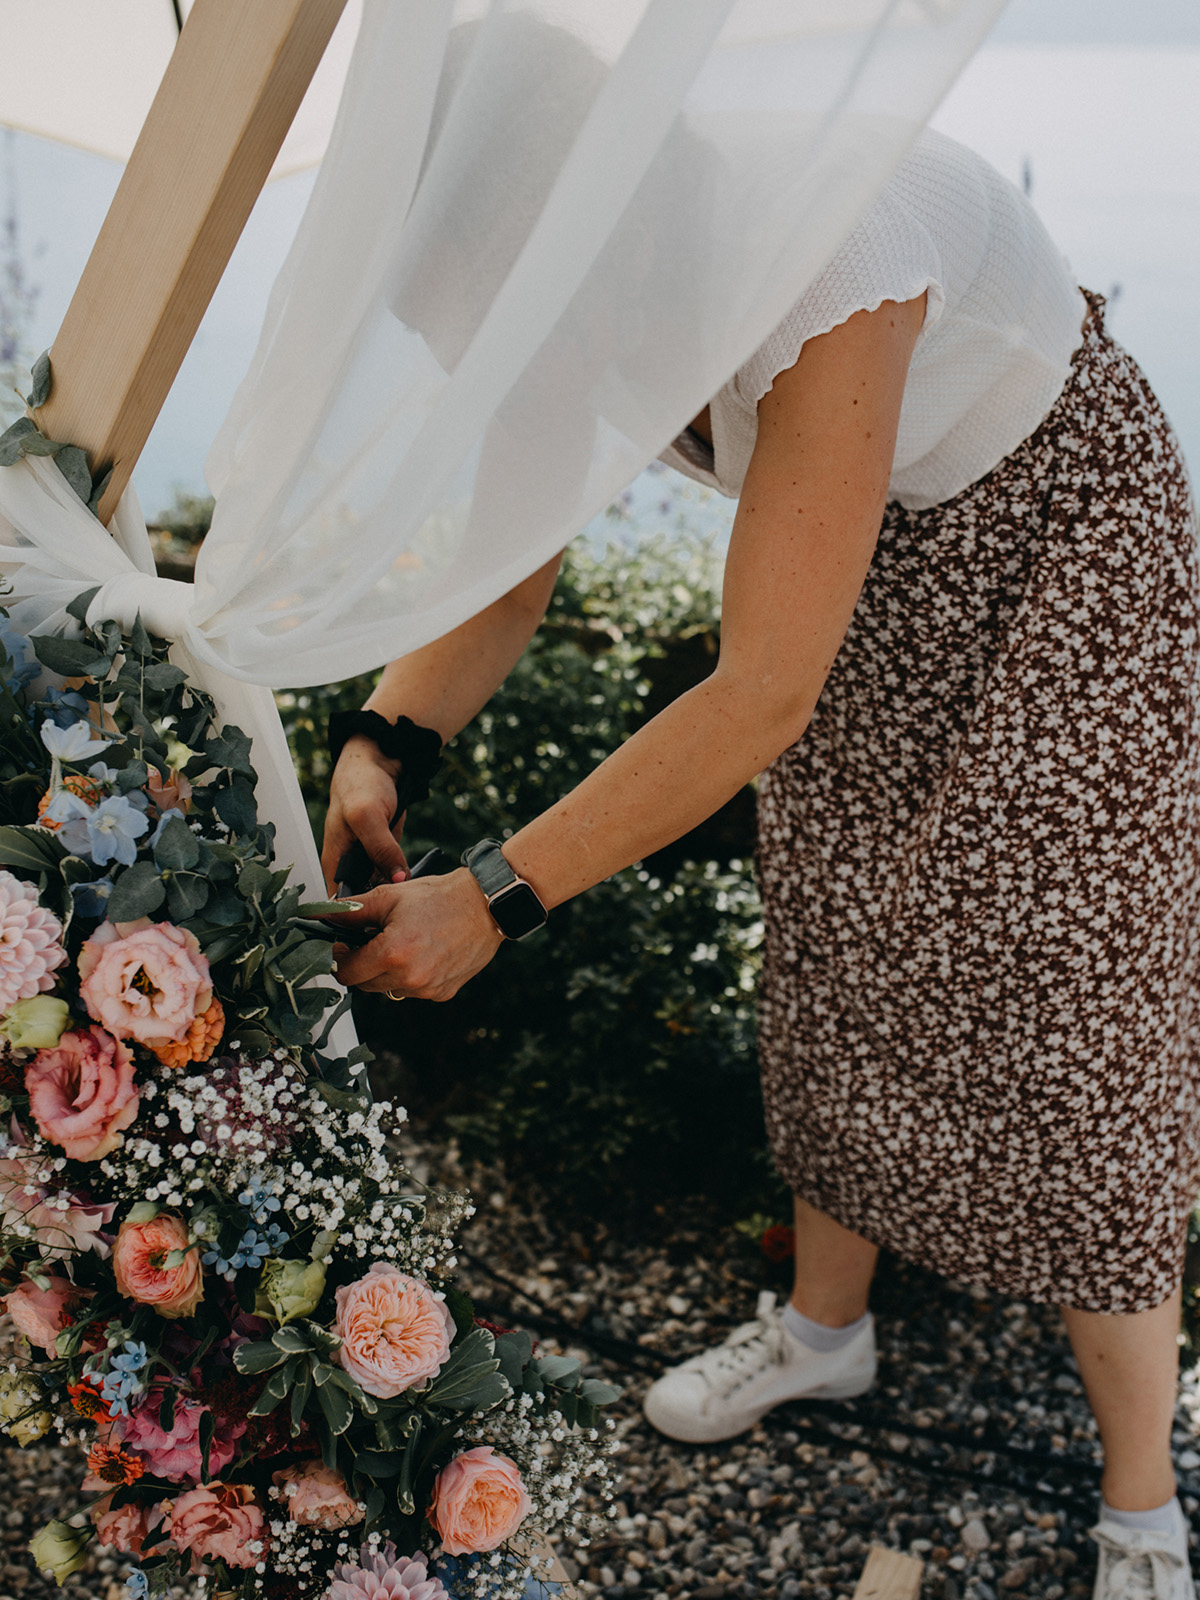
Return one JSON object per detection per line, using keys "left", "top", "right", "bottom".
{"left": 35, "top": 0, "right": 348, "bottom": 525}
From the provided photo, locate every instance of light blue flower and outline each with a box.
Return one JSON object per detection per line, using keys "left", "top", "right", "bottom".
{"left": 97, "top": 1342, "right": 150, "bottom": 1418}
{"left": 237, "top": 1176, "right": 283, "bottom": 1224}
{"left": 42, "top": 791, "right": 95, "bottom": 860}
{"left": 110, "top": 1340, "right": 149, "bottom": 1376}
{"left": 70, "top": 877, "right": 115, "bottom": 920}
{"left": 85, "top": 795, "right": 150, "bottom": 867}
{"left": 40, "top": 687, "right": 89, "bottom": 728}
{"left": 203, "top": 1223, "right": 289, "bottom": 1280}
{"left": 40, "top": 719, "right": 112, "bottom": 763}
{"left": 125, "top": 1569, "right": 148, "bottom": 1599}
{"left": 0, "top": 615, "right": 38, "bottom": 695}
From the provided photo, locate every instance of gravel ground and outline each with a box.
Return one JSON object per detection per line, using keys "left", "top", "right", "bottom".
{"left": 6, "top": 1130, "right": 1200, "bottom": 1600}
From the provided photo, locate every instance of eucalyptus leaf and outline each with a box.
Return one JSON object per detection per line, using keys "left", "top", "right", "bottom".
{"left": 215, "top": 781, "right": 257, "bottom": 835}
{"left": 55, "top": 444, "right": 92, "bottom": 505}
{"left": 30, "top": 633, "right": 110, "bottom": 678}
{"left": 143, "top": 661, "right": 186, "bottom": 690}
{"left": 87, "top": 467, "right": 113, "bottom": 518}
{"left": 533, "top": 1355, "right": 579, "bottom": 1385}
{"left": 26, "top": 350, "right": 51, "bottom": 409}
{"left": 106, "top": 859, "right": 166, "bottom": 922}
{"left": 128, "top": 615, "right": 153, "bottom": 660}
{"left": 153, "top": 814, "right": 200, "bottom": 871}
{"left": 494, "top": 1330, "right": 534, "bottom": 1389}
{"left": 0, "top": 416, "right": 37, "bottom": 465}
{"left": 116, "top": 760, "right": 149, "bottom": 794}
{"left": 165, "top": 870, "right": 209, "bottom": 921}
{"left": 65, "top": 589, "right": 100, "bottom": 625}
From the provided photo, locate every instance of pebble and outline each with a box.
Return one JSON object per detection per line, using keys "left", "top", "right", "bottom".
{"left": 962, "top": 1520, "right": 992, "bottom": 1553}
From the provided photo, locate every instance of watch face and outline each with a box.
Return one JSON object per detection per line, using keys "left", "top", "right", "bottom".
{"left": 488, "top": 880, "right": 546, "bottom": 940}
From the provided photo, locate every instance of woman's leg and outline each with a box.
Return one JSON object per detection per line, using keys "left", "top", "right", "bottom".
{"left": 790, "top": 1195, "right": 879, "bottom": 1325}
{"left": 1061, "top": 1288, "right": 1181, "bottom": 1510}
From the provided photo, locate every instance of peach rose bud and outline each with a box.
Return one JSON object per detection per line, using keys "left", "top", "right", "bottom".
{"left": 273, "top": 1460, "right": 364, "bottom": 1531}
{"left": 112, "top": 1212, "right": 203, "bottom": 1319}
{"left": 25, "top": 1025, "right": 139, "bottom": 1161}
{"left": 333, "top": 1263, "right": 455, "bottom": 1399}
{"left": 428, "top": 1446, "right": 533, "bottom": 1556}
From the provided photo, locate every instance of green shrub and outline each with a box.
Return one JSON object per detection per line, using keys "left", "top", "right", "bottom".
{"left": 276, "top": 522, "right": 782, "bottom": 1217}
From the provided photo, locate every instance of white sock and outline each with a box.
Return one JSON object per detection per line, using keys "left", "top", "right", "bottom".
{"left": 781, "top": 1300, "right": 870, "bottom": 1353}
{"left": 1100, "top": 1496, "right": 1182, "bottom": 1538}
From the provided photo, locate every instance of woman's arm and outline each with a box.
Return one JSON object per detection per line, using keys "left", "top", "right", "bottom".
{"left": 332, "top": 293, "right": 925, "bottom": 996}
{"left": 319, "top": 552, "right": 562, "bottom": 889}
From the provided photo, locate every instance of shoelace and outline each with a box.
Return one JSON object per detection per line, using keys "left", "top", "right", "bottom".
{"left": 1092, "top": 1524, "right": 1188, "bottom": 1600}
{"left": 707, "top": 1291, "right": 787, "bottom": 1398}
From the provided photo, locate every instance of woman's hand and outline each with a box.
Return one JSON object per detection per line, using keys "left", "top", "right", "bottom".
{"left": 320, "top": 736, "right": 409, "bottom": 894}
{"left": 328, "top": 871, "right": 503, "bottom": 1001}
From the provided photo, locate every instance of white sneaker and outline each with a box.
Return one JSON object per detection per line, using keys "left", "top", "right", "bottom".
{"left": 1090, "top": 1506, "right": 1197, "bottom": 1600}
{"left": 642, "top": 1290, "right": 876, "bottom": 1443}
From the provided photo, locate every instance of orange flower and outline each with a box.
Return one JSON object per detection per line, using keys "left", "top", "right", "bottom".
{"left": 148, "top": 996, "right": 225, "bottom": 1070}
{"left": 68, "top": 1378, "right": 112, "bottom": 1423}
{"left": 36, "top": 774, "right": 104, "bottom": 829}
{"left": 86, "top": 1442, "right": 144, "bottom": 1486}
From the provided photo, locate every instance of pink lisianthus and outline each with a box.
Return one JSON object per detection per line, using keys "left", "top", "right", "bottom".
{"left": 77, "top": 919, "right": 212, "bottom": 1048}
{"left": 333, "top": 1263, "right": 455, "bottom": 1399}
{"left": 329, "top": 1544, "right": 451, "bottom": 1600}
{"left": 112, "top": 1212, "right": 203, "bottom": 1318}
{"left": 273, "top": 1459, "right": 363, "bottom": 1531}
{"left": 0, "top": 1129, "right": 115, "bottom": 1258}
{"left": 2, "top": 1275, "right": 92, "bottom": 1356}
{"left": 428, "top": 1447, "right": 533, "bottom": 1556}
{"left": 168, "top": 1482, "right": 267, "bottom": 1572}
{"left": 116, "top": 1385, "right": 243, "bottom": 1484}
{"left": 91, "top": 1495, "right": 165, "bottom": 1555}
{"left": 25, "top": 1025, "right": 138, "bottom": 1161}
{"left": 0, "top": 869, "right": 67, "bottom": 1012}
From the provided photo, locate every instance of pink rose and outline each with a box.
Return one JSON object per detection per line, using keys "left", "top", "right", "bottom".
{"left": 169, "top": 1482, "right": 267, "bottom": 1573}
{"left": 333, "top": 1264, "right": 455, "bottom": 1399}
{"left": 92, "top": 1497, "right": 164, "bottom": 1555}
{"left": 428, "top": 1447, "right": 533, "bottom": 1556}
{"left": 273, "top": 1459, "right": 364, "bottom": 1531}
{"left": 78, "top": 919, "right": 212, "bottom": 1047}
{"left": 25, "top": 1026, "right": 138, "bottom": 1161}
{"left": 2, "top": 1275, "right": 91, "bottom": 1356}
{"left": 116, "top": 1385, "right": 243, "bottom": 1483}
{"left": 112, "top": 1213, "right": 204, "bottom": 1318}
{"left": 0, "top": 1129, "right": 115, "bottom": 1258}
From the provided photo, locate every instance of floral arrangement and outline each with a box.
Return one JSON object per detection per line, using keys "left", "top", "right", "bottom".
{"left": 0, "top": 596, "right": 617, "bottom": 1600}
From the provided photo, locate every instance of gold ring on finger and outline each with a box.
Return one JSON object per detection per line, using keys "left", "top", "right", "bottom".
{"left": 384, "top": 989, "right": 406, "bottom": 1002}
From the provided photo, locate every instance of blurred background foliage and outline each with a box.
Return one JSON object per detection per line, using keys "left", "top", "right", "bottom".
{"left": 150, "top": 484, "right": 783, "bottom": 1222}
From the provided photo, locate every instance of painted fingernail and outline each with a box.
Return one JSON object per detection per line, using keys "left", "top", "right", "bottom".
{"left": 391, "top": 870, "right": 408, "bottom": 883}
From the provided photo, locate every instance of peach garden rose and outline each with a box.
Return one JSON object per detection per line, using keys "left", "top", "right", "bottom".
{"left": 169, "top": 1482, "right": 267, "bottom": 1572}
{"left": 2, "top": 1276, "right": 92, "bottom": 1357}
{"left": 77, "top": 918, "right": 213, "bottom": 1049}
{"left": 112, "top": 1212, "right": 203, "bottom": 1318}
{"left": 333, "top": 1263, "right": 455, "bottom": 1398}
{"left": 427, "top": 1446, "right": 533, "bottom": 1556}
{"left": 24, "top": 1025, "right": 139, "bottom": 1161}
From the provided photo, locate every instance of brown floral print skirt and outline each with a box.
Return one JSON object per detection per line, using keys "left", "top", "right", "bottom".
{"left": 757, "top": 292, "right": 1200, "bottom": 1313}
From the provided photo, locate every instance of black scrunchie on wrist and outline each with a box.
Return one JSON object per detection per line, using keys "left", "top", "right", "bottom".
{"left": 328, "top": 710, "right": 443, "bottom": 804}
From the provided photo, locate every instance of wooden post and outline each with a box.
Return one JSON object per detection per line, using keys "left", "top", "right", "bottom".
{"left": 853, "top": 1547, "right": 924, "bottom": 1600}
{"left": 34, "top": 0, "right": 349, "bottom": 524}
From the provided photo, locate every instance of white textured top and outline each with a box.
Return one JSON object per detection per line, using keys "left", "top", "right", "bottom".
{"left": 661, "top": 129, "right": 1087, "bottom": 511}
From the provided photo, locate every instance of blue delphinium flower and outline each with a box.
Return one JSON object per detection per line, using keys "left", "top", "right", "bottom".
{"left": 41, "top": 790, "right": 95, "bottom": 859}
{"left": 0, "top": 615, "right": 38, "bottom": 695}
{"left": 85, "top": 794, "right": 150, "bottom": 867}
{"left": 70, "top": 877, "right": 115, "bottom": 920}
{"left": 40, "top": 686, "right": 90, "bottom": 728}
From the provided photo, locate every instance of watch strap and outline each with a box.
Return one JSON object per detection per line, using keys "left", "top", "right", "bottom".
{"left": 461, "top": 839, "right": 548, "bottom": 939}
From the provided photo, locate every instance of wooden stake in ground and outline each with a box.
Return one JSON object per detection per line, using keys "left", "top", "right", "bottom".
{"left": 35, "top": 0, "right": 348, "bottom": 525}
{"left": 853, "top": 1546, "right": 924, "bottom": 1600}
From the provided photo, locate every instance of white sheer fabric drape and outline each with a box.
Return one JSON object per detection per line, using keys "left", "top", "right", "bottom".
{"left": 1, "top": 0, "right": 1008, "bottom": 893}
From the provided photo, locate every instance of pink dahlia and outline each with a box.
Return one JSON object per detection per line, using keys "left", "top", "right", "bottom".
{"left": 117, "top": 1386, "right": 243, "bottom": 1482}
{"left": 0, "top": 871, "right": 66, "bottom": 1013}
{"left": 329, "top": 1545, "right": 451, "bottom": 1600}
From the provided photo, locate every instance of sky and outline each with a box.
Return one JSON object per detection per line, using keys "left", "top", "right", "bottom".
{"left": 2, "top": 0, "right": 1199, "bottom": 525}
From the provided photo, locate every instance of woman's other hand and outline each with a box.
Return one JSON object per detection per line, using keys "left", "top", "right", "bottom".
{"left": 320, "top": 736, "right": 410, "bottom": 894}
{"left": 328, "top": 873, "right": 503, "bottom": 1001}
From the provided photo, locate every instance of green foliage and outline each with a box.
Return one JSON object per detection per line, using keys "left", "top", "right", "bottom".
{"left": 280, "top": 534, "right": 781, "bottom": 1216}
